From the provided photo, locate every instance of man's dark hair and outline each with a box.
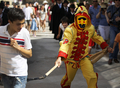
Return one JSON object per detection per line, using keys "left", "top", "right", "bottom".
{"left": 78, "top": 3, "right": 84, "bottom": 7}
{"left": 63, "top": 0, "right": 69, "bottom": 4}
{"left": 61, "top": 16, "right": 69, "bottom": 24}
{"left": 7, "top": 8, "right": 25, "bottom": 22}
{"left": 6, "top": 1, "right": 9, "bottom": 5}
{"left": 70, "top": 4, "right": 75, "bottom": 9}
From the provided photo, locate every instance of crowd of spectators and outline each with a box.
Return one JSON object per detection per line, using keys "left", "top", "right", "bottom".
{"left": 0, "top": 0, "right": 120, "bottom": 65}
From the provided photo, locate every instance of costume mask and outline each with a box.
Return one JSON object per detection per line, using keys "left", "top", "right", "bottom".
{"left": 76, "top": 16, "right": 88, "bottom": 29}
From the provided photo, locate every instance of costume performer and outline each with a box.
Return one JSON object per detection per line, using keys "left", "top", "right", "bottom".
{"left": 55, "top": 6, "right": 112, "bottom": 88}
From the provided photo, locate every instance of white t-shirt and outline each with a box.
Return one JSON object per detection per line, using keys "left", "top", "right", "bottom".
{"left": 39, "top": 10, "right": 46, "bottom": 20}
{"left": 59, "top": 23, "right": 65, "bottom": 40}
{"left": 13, "top": 0, "right": 17, "bottom": 3}
{"left": 34, "top": 2, "right": 38, "bottom": 6}
{"left": 0, "top": 24, "right": 32, "bottom": 76}
{"left": 22, "top": 7, "right": 33, "bottom": 20}
{"left": 45, "top": 4, "right": 49, "bottom": 13}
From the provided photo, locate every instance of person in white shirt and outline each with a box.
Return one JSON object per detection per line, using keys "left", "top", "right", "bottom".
{"left": 43, "top": 0, "right": 49, "bottom": 13}
{"left": 56, "top": 16, "right": 69, "bottom": 40}
{"left": 22, "top": 2, "right": 33, "bottom": 33}
{"left": 39, "top": 5, "right": 47, "bottom": 32}
{"left": 33, "top": 0, "right": 38, "bottom": 7}
{"left": 0, "top": 8, "right": 32, "bottom": 88}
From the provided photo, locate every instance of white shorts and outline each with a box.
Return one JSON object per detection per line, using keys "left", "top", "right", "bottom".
{"left": 98, "top": 25, "right": 110, "bottom": 40}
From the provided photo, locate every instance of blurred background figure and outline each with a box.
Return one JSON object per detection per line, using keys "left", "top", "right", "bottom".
{"left": 23, "top": 2, "right": 33, "bottom": 32}
{"left": 29, "top": 2, "right": 36, "bottom": 15}
{"left": 30, "top": 14, "right": 38, "bottom": 37}
{"left": 13, "top": 3, "right": 18, "bottom": 8}
{"left": 0, "top": 1, "right": 9, "bottom": 26}
{"left": 6, "top": 1, "right": 10, "bottom": 8}
{"left": 66, "top": 3, "right": 75, "bottom": 24}
{"left": 39, "top": 5, "right": 47, "bottom": 32}
{"left": 43, "top": 0, "right": 49, "bottom": 14}
{"left": 36, "top": 5, "right": 41, "bottom": 31}
{"left": 56, "top": 16, "right": 69, "bottom": 40}
{"left": 62, "top": 0, "right": 70, "bottom": 16}
{"left": 96, "top": 3, "right": 110, "bottom": 43}
{"left": 47, "top": 4, "right": 52, "bottom": 32}
{"left": 108, "top": 0, "right": 115, "bottom": 6}
{"left": 85, "top": 2, "right": 90, "bottom": 11}
{"left": 105, "top": 0, "right": 120, "bottom": 65}
{"left": 51, "top": 0, "right": 65, "bottom": 40}
{"left": 18, "top": 0, "right": 22, "bottom": 6}
{"left": 34, "top": 0, "right": 38, "bottom": 7}
{"left": 89, "top": 0, "right": 101, "bottom": 49}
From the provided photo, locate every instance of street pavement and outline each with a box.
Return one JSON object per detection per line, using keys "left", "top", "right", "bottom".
{"left": 0, "top": 24, "right": 120, "bottom": 88}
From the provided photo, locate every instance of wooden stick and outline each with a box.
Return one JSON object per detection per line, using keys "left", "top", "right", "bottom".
{"left": 89, "top": 48, "right": 107, "bottom": 60}
{"left": 91, "top": 52, "right": 105, "bottom": 64}
{"left": 45, "top": 64, "right": 58, "bottom": 76}
{"left": 90, "top": 48, "right": 108, "bottom": 64}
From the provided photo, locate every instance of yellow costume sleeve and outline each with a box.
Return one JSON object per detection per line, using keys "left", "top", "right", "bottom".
{"left": 58, "top": 28, "right": 73, "bottom": 59}
{"left": 91, "top": 29, "right": 108, "bottom": 49}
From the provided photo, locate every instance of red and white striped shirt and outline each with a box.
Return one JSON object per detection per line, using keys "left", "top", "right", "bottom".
{"left": 0, "top": 24, "right": 32, "bottom": 76}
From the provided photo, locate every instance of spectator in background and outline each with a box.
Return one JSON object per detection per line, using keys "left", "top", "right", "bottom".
{"left": 39, "top": 5, "right": 47, "bottom": 32}
{"left": 108, "top": 0, "right": 115, "bottom": 6}
{"left": 96, "top": 4, "right": 110, "bottom": 43}
{"left": 56, "top": 16, "right": 69, "bottom": 40}
{"left": 51, "top": 0, "right": 65, "bottom": 40}
{"left": 43, "top": 0, "right": 49, "bottom": 13}
{"left": 36, "top": 5, "right": 41, "bottom": 31}
{"left": 19, "top": 0, "right": 22, "bottom": 6}
{"left": 105, "top": 0, "right": 120, "bottom": 65}
{"left": 6, "top": 1, "right": 10, "bottom": 8}
{"left": 29, "top": 2, "right": 36, "bottom": 15}
{"left": 112, "top": 32, "right": 120, "bottom": 53}
{"left": 34, "top": 2, "right": 39, "bottom": 14}
{"left": 66, "top": 3, "right": 75, "bottom": 24}
{"left": 85, "top": 2, "right": 90, "bottom": 11}
{"left": 89, "top": 0, "right": 101, "bottom": 49}
{"left": 23, "top": 2, "right": 33, "bottom": 32}
{"left": 30, "top": 14, "right": 38, "bottom": 37}
{"left": 13, "top": 3, "right": 18, "bottom": 8}
{"left": 62, "top": 0, "right": 70, "bottom": 16}
{"left": 34, "top": 0, "right": 38, "bottom": 7}
{"left": 47, "top": 5, "right": 52, "bottom": 31}
{"left": 0, "top": 1, "right": 9, "bottom": 26}
{"left": 78, "top": 2, "right": 84, "bottom": 7}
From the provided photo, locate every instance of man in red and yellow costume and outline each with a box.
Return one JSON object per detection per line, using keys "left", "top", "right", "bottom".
{"left": 55, "top": 6, "right": 112, "bottom": 88}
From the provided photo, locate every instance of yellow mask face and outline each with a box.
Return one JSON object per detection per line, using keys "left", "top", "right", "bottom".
{"left": 76, "top": 16, "right": 88, "bottom": 29}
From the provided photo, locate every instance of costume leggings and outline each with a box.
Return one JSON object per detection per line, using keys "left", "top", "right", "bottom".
{"left": 61, "top": 57, "right": 98, "bottom": 88}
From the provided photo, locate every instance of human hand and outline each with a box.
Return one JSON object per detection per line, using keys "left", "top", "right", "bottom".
{"left": 107, "top": 47, "right": 112, "bottom": 53}
{"left": 56, "top": 34, "right": 60, "bottom": 39}
{"left": 111, "top": 48, "right": 114, "bottom": 53}
{"left": 55, "top": 57, "right": 62, "bottom": 68}
{"left": 107, "top": 18, "right": 110, "bottom": 24}
{"left": 115, "top": 16, "right": 120, "bottom": 22}
{"left": 10, "top": 38, "right": 20, "bottom": 50}
{"left": 99, "top": 8, "right": 101, "bottom": 12}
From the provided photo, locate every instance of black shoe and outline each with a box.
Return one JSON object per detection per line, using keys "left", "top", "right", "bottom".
{"left": 108, "top": 59, "right": 112, "bottom": 65}
{"left": 114, "top": 59, "right": 119, "bottom": 63}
